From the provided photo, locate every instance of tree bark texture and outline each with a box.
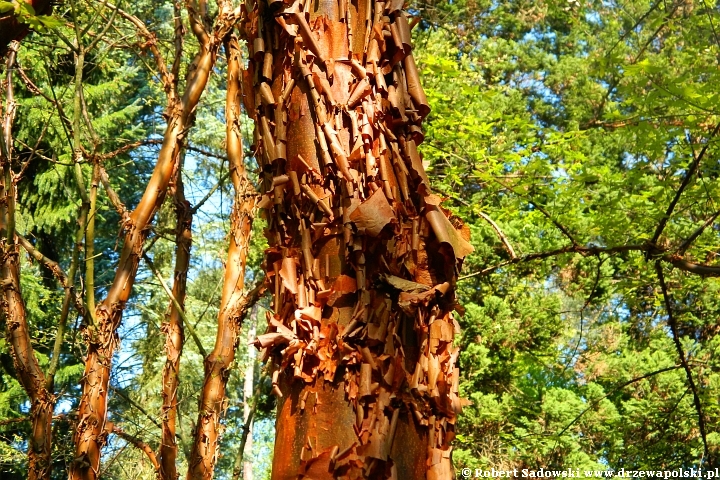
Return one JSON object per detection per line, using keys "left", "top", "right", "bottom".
{"left": 71, "top": 6, "right": 242, "bottom": 478}
{"left": 244, "top": 1, "right": 473, "bottom": 479}
{"left": 159, "top": 173, "right": 192, "bottom": 480}
{"left": 1, "top": 40, "right": 54, "bottom": 480}
{"left": 186, "top": 33, "right": 259, "bottom": 480}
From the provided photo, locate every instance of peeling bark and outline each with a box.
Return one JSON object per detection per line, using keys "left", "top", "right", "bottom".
{"left": 159, "top": 171, "right": 192, "bottom": 480}
{"left": 186, "top": 33, "right": 260, "bottom": 480}
{"left": 70, "top": 5, "right": 243, "bottom": 478}
{"left": 243, "top": 1, "right": 472, "bottom": 478}
{"left": 0, "top": 40, "right": 53, "bottom": 480}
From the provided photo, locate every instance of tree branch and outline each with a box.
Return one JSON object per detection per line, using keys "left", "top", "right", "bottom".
{"left": 108, "top": 423, "right": 161, "bottom": 478}
{"left": 477, "top": 211, "right": 516, "bottom": 259}
{"left": 142, "top": 253, "right": 207, "bottom": 358}
{"left": 676, "top": 209, "right": 720, "bottom": 255}
{"left": 17, "top": 234, "right": 84, "bottom": 313}
{"left": 458, "top": 243, "right": 720, "bottom": 281}
{"left": 650, "top": 121, "right": 720, "bottom": 247}
{"left": 654, "top": 261, "right": 708, "bottom": 460}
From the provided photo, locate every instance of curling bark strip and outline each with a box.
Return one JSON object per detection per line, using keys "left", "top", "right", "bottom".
{"left": 159, "top": 173, "right": 191, "bottom": 480}
{"left": 186, "top": 33, "right": 260, "bottom": 480}
{"left": 71, "top": 5, "right": 243, "bottom": 478}
{"left": 0, "top": 40, "right": 54, "bottom": 480}
{"left": 244, "top": 1, "right": 472, "bottom": 478}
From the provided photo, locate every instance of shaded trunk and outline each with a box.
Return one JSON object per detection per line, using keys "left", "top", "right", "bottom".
{"left": 70, "top": 9, "right": 234, "bottom": 478}
{"left": 243, "top": 1, "right": 472, "bottom": 478}
{"left": 159, "top": 172, "right": 192, "bottom": 480}
{"left": 186, "top": 34, "right": 260, "bottom": 480}
{"left": 0, "top": 41, "right": 53, "bottom": 480}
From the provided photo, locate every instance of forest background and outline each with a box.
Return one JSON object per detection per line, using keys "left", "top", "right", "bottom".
{"left": 1, "top": 0, "right": 720, "bottom": 478}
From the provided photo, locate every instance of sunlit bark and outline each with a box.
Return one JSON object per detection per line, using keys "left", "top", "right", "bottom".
{"left": 186, "top": 33, "right": 260, "bottom": 480}
{"left": 243, "top": 1, "right": 472, "bottom": 478}
{"left": 70, "top": 5, "right": 242, "bottom": 478}
{"left": 0, "top": 40, "right": 53, "bottom": 480}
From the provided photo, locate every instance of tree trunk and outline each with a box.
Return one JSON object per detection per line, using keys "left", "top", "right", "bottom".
{"left": 70, "top": 6, "right": 239, "bottom": 477}
{"left": 242, "top": 309, "right": 256, "bottom": 480}
{"left": 243, "top": 1, "right": 472, "bottom": 478}
{"left": 159, "top": 172, "right": 191, "bottom": 480}
{"left": 1, "top": 40, "right": 53, "bottom": 480}
{"left": 186, "top": 33, "right": 260, "bottom": 480}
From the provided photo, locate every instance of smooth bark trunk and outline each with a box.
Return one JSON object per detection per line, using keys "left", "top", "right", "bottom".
{"left": 186, "top": 33, "right": 260, "bottom": 480}
{"left": 244, "top": 1, "right": 472, "bottom": 478}
{"left": 159, "top": 172, "right": 191, "bottom": 480}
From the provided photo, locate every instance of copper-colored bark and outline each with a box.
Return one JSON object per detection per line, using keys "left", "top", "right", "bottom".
{"left": 244, "top": 1, "right": 472, "bottom": 478}
{"left": 0, "top": 1, "right": 52, "bottom": 54}
{"left": 70, "top": 6, "right": 242, "bottom": 478}
{"left": 0, "top": 41, "right": 53, "bottom": 480}
{"left": 186, "top": 33, "right": 259, "bottom": 480}
{"left": 159, "top": 173, "right": 191, "bottom": 480}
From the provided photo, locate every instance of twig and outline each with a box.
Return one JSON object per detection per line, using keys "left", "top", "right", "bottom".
{"left": 529, "top": 200, "right": 578, "bottom": 246}
{"left": 654, "top": 261, "right": 708, "bottom": 461}
{"left": 458, "top": 243, "right": 720, "bottom": 281}
{"left": 550, "top": 364, "right": 682, "bottom": 443}
{"left": 142, "top": 253, "right": 207, "bottom": 358}
{"left": 190, "top": 170, "right": 229, "bottom": 214}
{"left": 477, "top": 211, "right": 516, "bottom": 259}
{"left": 108, "top": 423, "right": 161, "bottom": 477}
{"left": 650, "top": 121, "right": 720, "bottom": 247}
{"left": 110, "top": 386, "right": 162, "bottom": 430}
{"left": 676, "top": 209, "right": 720, "bottom": 255}
{"left": 17, "top": 234, "right": 84, "bottom": 313}
{"left": 98, "top": 163, "right": 131, "bottom": 224}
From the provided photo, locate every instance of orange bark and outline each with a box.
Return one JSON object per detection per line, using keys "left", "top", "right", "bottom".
{"left": 70, "top": 6, "right": 242, "bottom": 478}
{"left": 243, "top": 0, "right": 472, "bottom": 478}
{"left": 186, "top": 34, "right": 260, "bottom": 480}
{"left": 1, "top": 40, "right": 54, "bottom": 480}
{"left": 159, "top": 173, "right": 191, "bottom": 480}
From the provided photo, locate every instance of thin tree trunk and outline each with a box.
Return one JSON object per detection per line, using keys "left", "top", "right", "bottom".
{"left": 231, "top": 306, "right": 258, "bottom": 480}
{"left": 0, "top": 40, "right": 53, "bottom": 480}
{"left": 243, "top": 1, "right": 472, "bottom": 478}
{"left": 243, "top": 308, "right": 256, "bottom": 480}
{"left": 186, "top": 33, "right": 260, "bottom": 480}
{"left": 70, "top": 5, "right": 240, "bottom": 477}
{"left": 159, "top": 170, "right": 192, "bottom": 480}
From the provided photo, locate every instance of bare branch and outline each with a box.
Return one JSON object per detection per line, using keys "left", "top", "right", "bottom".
{"left": 458, "top": 243, "right": 720, "bottom": 281}
{"left": 190, "top": 170, "right": 229, "bottom": 214}
{"left": 654, "top": 261, "right": 708, "bottom": 460}
{"left": 676, "top": 209, "right": 720, "bottom": 255}
{"left": 477, "top": 211, "right": 516, "bottom": 259}
{"left": 143, "top": 252, "right": 207, "bottom": 358}
{"left": 108, "top": 423, "right": 161, "bottom": 477}
{"left": 17, "top": 234, "right": 84, "bottom": 313}
{"left": 650, "top": 121, "right": 720, "bottom": 247}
